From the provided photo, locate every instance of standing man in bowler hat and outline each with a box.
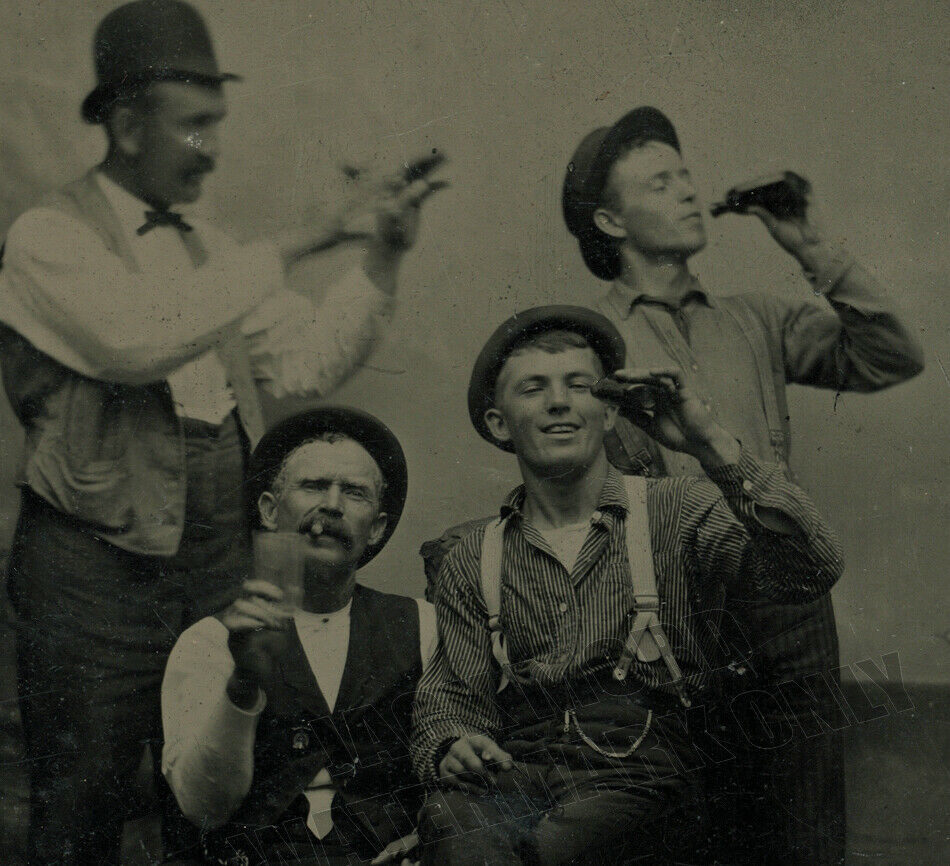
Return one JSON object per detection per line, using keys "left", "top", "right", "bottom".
{"left": 163, "top": 406, "right": 436, "bottom": 865}
{"left": 0, "top": 1, "right": 445, "bottom": 863}
{"left": 561, "top": 106, "right": 924, "bottom": 864}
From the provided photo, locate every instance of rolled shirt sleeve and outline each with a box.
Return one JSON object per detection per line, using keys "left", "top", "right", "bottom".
{"left": 763, "top": 245, "right": 925, "bottom": 392}
{"left": 0, "top": 207, "right": 281, "bottom": 383}
{"left": 698, "top": 449, "right": 845, "bottom": 604}
{"left": 242, "top": 266, "right": 394, "bottom": 399}
{"left": 161, "top": 618, "right": 263, "bottom": 830}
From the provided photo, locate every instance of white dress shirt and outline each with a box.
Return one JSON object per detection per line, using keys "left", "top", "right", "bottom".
{"left": 161, "top": 597, "right": 438, "bottom": 839}
{"left": 95, "top": 173, "right": 236, "bottom": 423}
{"left": 0, "top": 171, "right": 393, "bottom": 402}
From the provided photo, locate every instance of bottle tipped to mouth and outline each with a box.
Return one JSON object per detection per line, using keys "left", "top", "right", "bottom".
{"left": 710, "top": 171, "right": 810, "bottom": 219}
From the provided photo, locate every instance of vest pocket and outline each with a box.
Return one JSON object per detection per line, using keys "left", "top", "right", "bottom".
{"left": 57, "top": 382, "right": 133, "bottom": 530}
{"left": 63, "top": 380, "right": 130, "bottom": 467}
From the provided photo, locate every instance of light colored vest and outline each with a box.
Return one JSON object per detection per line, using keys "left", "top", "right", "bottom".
{"left": 0, "top": 170, "right": 264, "bottom": 556}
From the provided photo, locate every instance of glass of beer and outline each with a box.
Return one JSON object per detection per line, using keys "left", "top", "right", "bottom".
{"left": 252, "top": 531, "right": 307, "bottom": 612}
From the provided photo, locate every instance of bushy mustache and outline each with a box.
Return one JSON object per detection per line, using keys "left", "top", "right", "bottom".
{"left": 298, "top": 511, "right": 353, "bottom": 550}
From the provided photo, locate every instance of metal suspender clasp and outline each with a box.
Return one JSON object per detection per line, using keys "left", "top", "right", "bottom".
{"left": 619, "top": 477, "right": 692, "bottom": 707}
{"left": 614, "top": 597, "right": 663, "bottom": 681}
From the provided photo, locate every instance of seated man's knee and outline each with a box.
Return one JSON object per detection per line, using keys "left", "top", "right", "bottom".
{"left": 421, "top": 783, "right": 529, "bottom": 839}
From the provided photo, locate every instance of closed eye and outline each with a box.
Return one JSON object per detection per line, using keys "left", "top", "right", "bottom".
{"left": 342, "top": 485, "right": 372, "bottom": 501}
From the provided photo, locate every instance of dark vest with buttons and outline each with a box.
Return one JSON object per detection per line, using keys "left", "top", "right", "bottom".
{"left": 204, "top": 584, "right": 424, "bottom": 865}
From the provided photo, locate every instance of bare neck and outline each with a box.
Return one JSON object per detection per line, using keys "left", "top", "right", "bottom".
{"left": 99, "top": 154, "right": 171, "bottom": 211}
{"left": 619, "top": 245, "right": 696, "bottom": 305}
{"left": 302, "top": 565, "right": 357, "bottom": 615}
{"left": 519, "top": 451, "right": 611, "bottom": 530}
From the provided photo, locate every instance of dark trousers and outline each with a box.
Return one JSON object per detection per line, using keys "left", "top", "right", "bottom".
{"left": 209, "top": 824, "right": 410, "bottom": 866}
{"left": 419, "top": 696, "right": 702, "bottom": 866}
{"left": 8, "top": 414, "right": 251, "bottom": 866}
{"left": 705, "top": 594, "right": 846, "bottom": 866}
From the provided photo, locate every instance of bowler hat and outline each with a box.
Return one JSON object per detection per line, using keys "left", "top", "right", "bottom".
{"left": 562, "top": 107, "right": 680, "bottom": 280}
{"left": 82, "top": 0, "right": 240, "bottom": 124}
{"left": 468, "top": 305, "right": 626, "bottom": 451}
{"left": 246, "top": 406, "right": 408, "bottom": 568}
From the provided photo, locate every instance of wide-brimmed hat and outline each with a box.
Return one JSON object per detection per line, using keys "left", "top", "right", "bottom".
{"left": 468, "top": 305, "right": 626, "bottom": 451}
{"left": 562, "top": 106, "right": 680, "bottom": 280}
{"left": 81, "top": 0, "right": 240, "bottom": 124}
{"left": 246, "top": 406, "right": 408, "bottom": 567}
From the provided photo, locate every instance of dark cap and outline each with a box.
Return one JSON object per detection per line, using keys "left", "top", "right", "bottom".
{"left": 82, "top": 0, "right": 240, "bottom": 124}
{"left": 246, "top": 406, "right": 408, "bottom": 567}
{"left": 468, "top": 305, "right": 626, "bottom": 451}
{"left": 562, "top": 106, "right": 680, "bottom": 280}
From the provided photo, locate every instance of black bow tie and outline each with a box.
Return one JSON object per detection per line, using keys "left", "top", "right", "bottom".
{"left": 137, "top": 209, "right": 193, "bottom": 235}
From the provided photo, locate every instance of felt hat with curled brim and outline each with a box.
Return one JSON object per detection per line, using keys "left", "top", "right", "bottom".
{"left": 246, "top": 406, "right": 408, "bottom": 567}
{"left": 81, "top": 0, "right": 241, "bottom": 124}
{"left": 562, "top": 106, "right": 681, "bottom": 280}
{"left": 468, "top": 305, "right": 626, "bottom": 452}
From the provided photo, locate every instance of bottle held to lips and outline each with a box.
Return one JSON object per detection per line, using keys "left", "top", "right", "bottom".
{"left": 710, "top": 171, "right": 810, "bottom": 220}
{"left": 252, "top": 531, "right": 306, "bottom": 612}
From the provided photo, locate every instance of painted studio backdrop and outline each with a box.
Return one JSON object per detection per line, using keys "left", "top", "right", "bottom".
{"left": 0, "top": 0, "right": 947, "bottom": 855}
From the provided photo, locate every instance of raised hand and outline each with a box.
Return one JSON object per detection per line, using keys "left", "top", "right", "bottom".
{"left": 272, "top": 151, "right": 448, "bottom": 277}
{"left": 601, "top": 367, "right": 740, "bottom": 465}
{"left": 745, "top": 203, "right": 822, "bottom": 260}
{"left": 338, "top": 151, "right": 449, "bottom": 249}
{"left": 215, "top": 579, "right": 293, "bottom": 706}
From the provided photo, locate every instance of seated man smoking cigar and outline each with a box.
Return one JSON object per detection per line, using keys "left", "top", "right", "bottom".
{"left": 162, "top": 406, "right": 435, "bottom": 865}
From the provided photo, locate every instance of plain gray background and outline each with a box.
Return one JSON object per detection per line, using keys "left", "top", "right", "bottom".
{"left": 1, "top": 0, "right": 946, "bottom": 688}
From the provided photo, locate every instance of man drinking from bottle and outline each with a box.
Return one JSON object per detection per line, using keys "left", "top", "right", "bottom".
{"left": 559, "top": 106, "right": 924, "bottom": 864}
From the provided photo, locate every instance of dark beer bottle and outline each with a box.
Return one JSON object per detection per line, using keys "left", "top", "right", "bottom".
{"left": 710, "top": 171, "right": 810, "bottom": 219}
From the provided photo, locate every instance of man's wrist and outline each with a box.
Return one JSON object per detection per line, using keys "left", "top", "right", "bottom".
{"left": 362, "top": 244, "right": 402, "bottom": 297}
{"left": 791, "top": 237, "right": 836, "bottom": 275}
{"left": 273, "top": 223, "right": 345, "bottom": 271}
{"left": 226, "top": 670, "right": 263, "bottom": 711}
{"left": 690, "top": 429, "right": 742, "bottom": 468}
{"left": 432, "top": 736, "right": 458, "bottom": 775}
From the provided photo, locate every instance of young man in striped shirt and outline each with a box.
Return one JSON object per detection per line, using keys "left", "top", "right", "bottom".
{"left": 411, "top": 305, "right": 844, "bottom": 866}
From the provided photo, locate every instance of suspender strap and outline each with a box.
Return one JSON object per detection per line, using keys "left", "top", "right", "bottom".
{"left": 480, "top": 515, "right": 519, "bottom": 693}
{"left": 479, "top": 482, "right": 689, "bottom": 705}
{"left": 616, "top": 476, "right": 690, "bottom": 706}
{"left": 721, "top": 298, "right": 783, "bottom": 433}
{"left": 610, "top": 416, "right": 661, "bottom": 476}
{"left": 178, "top": 226, "right": 266, "bottom": 448}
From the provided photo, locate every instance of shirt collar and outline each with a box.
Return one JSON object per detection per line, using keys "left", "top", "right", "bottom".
{"left": 293, "top": 598, "right": 353, "bottom": 629}
{"left": 605, "top": 274, "right": 714, "bottom": 320}
{"left": 500, "top": 465, "right": 631, "bottom": 521}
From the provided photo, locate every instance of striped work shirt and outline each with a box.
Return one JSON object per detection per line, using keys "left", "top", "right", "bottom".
{"left": 411, "top": 451, "right": 843, "bottom": 780}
